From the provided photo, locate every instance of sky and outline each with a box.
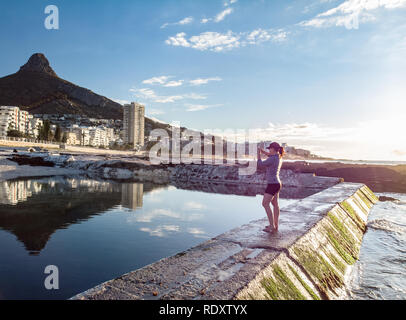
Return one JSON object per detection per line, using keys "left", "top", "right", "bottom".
{"left": 0, "top": 0, "right": 405, "bottom": 160}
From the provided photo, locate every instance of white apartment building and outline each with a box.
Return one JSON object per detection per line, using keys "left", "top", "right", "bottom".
{"left": 66, "top": 126, "right": 117, "bottom": 147}
{"left": 0, "top": 106, "right": 19, "bottom": 137}
{"left": 30, "top": 118, "right": 43, "bottom": 138}
{"left": 0, "top": 106, "right": 42, "bottom": 138}
{"left": 123, "top": 102, "right": 145, "bottom": 148}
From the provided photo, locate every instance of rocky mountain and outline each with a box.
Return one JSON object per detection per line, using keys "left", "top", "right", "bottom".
{"left": 0, "top": 53, "right": 125, "bottom": 119}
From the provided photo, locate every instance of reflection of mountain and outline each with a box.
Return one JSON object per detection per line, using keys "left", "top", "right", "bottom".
{"left": 0, "top": 178, "right": 166, "bottom": 255}
{"left": 0, "top": 176, "right": 320, "bottom": 255}
{"left": 0, "top": 178, "right": 123, "bottom": 254}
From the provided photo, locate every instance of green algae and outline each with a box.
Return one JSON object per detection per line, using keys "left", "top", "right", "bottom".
{"left": 326, "top": 229, "right": 357, "bottom": 265}
{"left": 293, "top": 247, "right": 344, "bottom": 296}
{"left": 287, "top": 264, "right": 320, "bottom": 300}
{"left": 260, "top": 265, "right": 306, "bottom": 300}
{"left": 328, "top": 211, "right": 361, "bottom": 243}
{"left": 340, "top": 201, "right": 366, "bottom": 232}
{"left": 360, "top": 186, "right": 379, "bottom": 203}
{"left": 322, "top": 248, "right": 346, "bottom": 274}
{"left": 357, "top": 190, "right": 374, "bottom": 209}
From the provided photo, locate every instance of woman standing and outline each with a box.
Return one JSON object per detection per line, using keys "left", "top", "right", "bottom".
{"left": 257, "top": 142, "right": 285, "bottom": 232}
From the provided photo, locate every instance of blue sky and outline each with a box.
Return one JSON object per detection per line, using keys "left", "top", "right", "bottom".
{"left": 0, "top": 0, "right": 406, "bottom": 160}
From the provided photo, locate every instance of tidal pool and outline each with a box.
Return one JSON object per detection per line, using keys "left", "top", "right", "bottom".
{"left": 0, "top": 176, "right": 317, "bottom": 300}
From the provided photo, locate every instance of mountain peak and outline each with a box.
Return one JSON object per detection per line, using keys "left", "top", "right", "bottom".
{"left": 19, "top": 53, "right": 57, "bottom": 77}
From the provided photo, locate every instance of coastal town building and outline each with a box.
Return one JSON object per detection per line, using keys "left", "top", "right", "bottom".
{"left": 0, "top": 106, "right": 41, "bottom": 138}
{"left": 29, "top": 118, "right": 43, "bottom": 138}
{"left": 123, "top": 102, "right": 145, "bottom": 148}
{"left": 64, "top": 126, "right": 118, "bottom": 147}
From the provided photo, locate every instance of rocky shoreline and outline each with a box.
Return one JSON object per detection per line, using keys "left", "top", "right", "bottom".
{"left": 3, "top": 152, "right": 341, "bottom": 191}
{"left": 2, "top": 150, "right": 405, "bottom": 194}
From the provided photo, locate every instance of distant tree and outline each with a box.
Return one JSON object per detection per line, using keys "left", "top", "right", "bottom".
{"left": 7, "top": 129, "right": 25, "bottom": 138}
{"left": 38, "top": 120, "right": 51, "bottom": 141}
{"left": 61, "top": 132, "right": 68, "bottom": 143}
{"left": 54, "top": 125, "right": 62, "bottom": 142}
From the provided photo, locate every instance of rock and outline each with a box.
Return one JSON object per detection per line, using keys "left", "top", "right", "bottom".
{"left": 379, "top": 195, "right": 398, "bottom": 202}
{"left": 8, "top": 155, "right": 55, "bottom": 167}
{"left": 19, "top": 53, "right": 58, "bottom": 77}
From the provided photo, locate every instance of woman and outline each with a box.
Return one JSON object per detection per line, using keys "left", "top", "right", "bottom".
{"left": 257, "top": 142, "right": 285, "bottom": 233}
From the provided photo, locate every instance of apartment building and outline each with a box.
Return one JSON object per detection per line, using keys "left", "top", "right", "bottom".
{"left": 0, "top": 106, "right": 43, "bottom": 138}
{"left": 123, "top": 102, "right": 145, "bottom": 148}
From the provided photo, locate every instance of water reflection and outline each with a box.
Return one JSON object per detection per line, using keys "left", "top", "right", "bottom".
{"left": 121, "top": 183, "right": 143, "bottom": 211}
{"left": 0, "top": 177, "right": 325, "bottom": 299}
{"left": 0, "top": 178, "right": 124, "bottom": 255}
{"left": 0, "top": 177, "right": 322, "bottom": 256}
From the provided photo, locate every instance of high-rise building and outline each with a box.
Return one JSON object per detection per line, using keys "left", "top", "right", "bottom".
{"left": 123, "top": 102, "right": 145, "bottom": 148}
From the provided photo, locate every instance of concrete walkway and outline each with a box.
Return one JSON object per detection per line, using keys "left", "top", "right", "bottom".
{"left": 72, "top": 182, "right": 378, "bottom": 300}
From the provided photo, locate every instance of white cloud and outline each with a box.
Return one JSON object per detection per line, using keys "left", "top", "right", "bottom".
{"left": 166, "top": 29, "right": 288, "bottom": 52}
{"left": 165, "top": 32, "right": 191, "bottom": 47}
{"left": 142, "top": 76, "right": 171, "bottom": 85}
{"left": 183, "top": 93, "right": 207, "bottom": 99}
{"left": 186, "top": 104, "right": 223, "bottom": 112}
{"left": 189, "top": 77, "right": 222, "bottom": 86}
{"left": 130, "top": 87, "right": 208, "bottom": 104}
{"left": 184, "top": 201, "right": 206, "bottom": 210}
{"left": 247, "top": 28, "right": 288, "bottom": 44}
{"left": 161, "top": 16, "right": 194, "bottom": 29}
{"left": 147, "top": 108, "right": 165, "bottom": 115}
{"left": 179, "top": 16, "right": 194, "bottom": 25}
{"left": 163, "top": 80, "right": 184, "bottom": 87}
{"left": 199, "top": 0, "right": 238, "bottom": 25}
{"left": 130, "top": 87, "right": 157, "bottom": 99}
{"left": 224, "top": 0, "right": 238, "bottom": 6}
{"left": 140, "top": 225, "right": 180, "bottom": 237}
{"left": 130, "top": 87, "right": 177, "bottom": 103}
{"left": 133, "top": 209, "right": 181, "bottom": 223}
{"left": 187, "top": 227, "right": 206, "bottom": 235}
{"left": 166, "top": 31, "right": 240, "bottom": 52}
{"left": 112, "top": 99, "right": 130, "bottom": 105}
{"left": 154, "top": 95, "right": 184, "bottom": 103}
{"left": 300, "top": 0, "right": 406, "bottom": 29}
{"left": 142, "top": 76, "right": 184, "bottom": 87}
{"left": 215, "top": 8, "right": 234, "bottom": 22}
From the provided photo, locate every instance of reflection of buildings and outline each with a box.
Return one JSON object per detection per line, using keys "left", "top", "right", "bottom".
{"left": 0, "top": 180, "right": 43, "bottom": 205}
{"left": 0, "top": 178, "right": 122, "bottom": 206}
{"left": 121, "top": 183, "right": 144, "bottom": 211}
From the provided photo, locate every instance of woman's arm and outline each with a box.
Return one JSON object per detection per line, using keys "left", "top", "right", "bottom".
{"left": 260, "top": 148, "right": 272, "bottom": 157}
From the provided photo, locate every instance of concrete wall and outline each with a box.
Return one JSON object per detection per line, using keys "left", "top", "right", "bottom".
{"left": 71, "top": 183, "right": 378, "bottom": 300}
{"left": 0, "top": 139, "right": 59, "bottom": 150}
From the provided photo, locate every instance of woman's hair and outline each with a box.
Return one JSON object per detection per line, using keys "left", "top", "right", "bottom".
{"left": 269, "top": 142, "right": 285, "bottom": 158}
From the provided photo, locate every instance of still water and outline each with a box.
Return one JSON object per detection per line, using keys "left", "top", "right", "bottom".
{"left": 0, "top": 177, "right": 303, "bottom": 300}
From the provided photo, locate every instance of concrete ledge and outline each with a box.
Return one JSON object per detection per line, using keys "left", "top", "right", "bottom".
{"left": 71, "top": 182, "right": 378, "bottom": 300}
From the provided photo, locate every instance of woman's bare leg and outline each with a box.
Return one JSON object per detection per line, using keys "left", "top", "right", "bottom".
{"left": 271, "top": 192, "right": 280, "bottom": 231}
{"left": 262, "top": 193, "right": 275, "bottom": 231}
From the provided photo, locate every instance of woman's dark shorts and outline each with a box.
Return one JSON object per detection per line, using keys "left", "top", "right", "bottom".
{"left": 265, "top": 183, "right": 281, "bottom": 196}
